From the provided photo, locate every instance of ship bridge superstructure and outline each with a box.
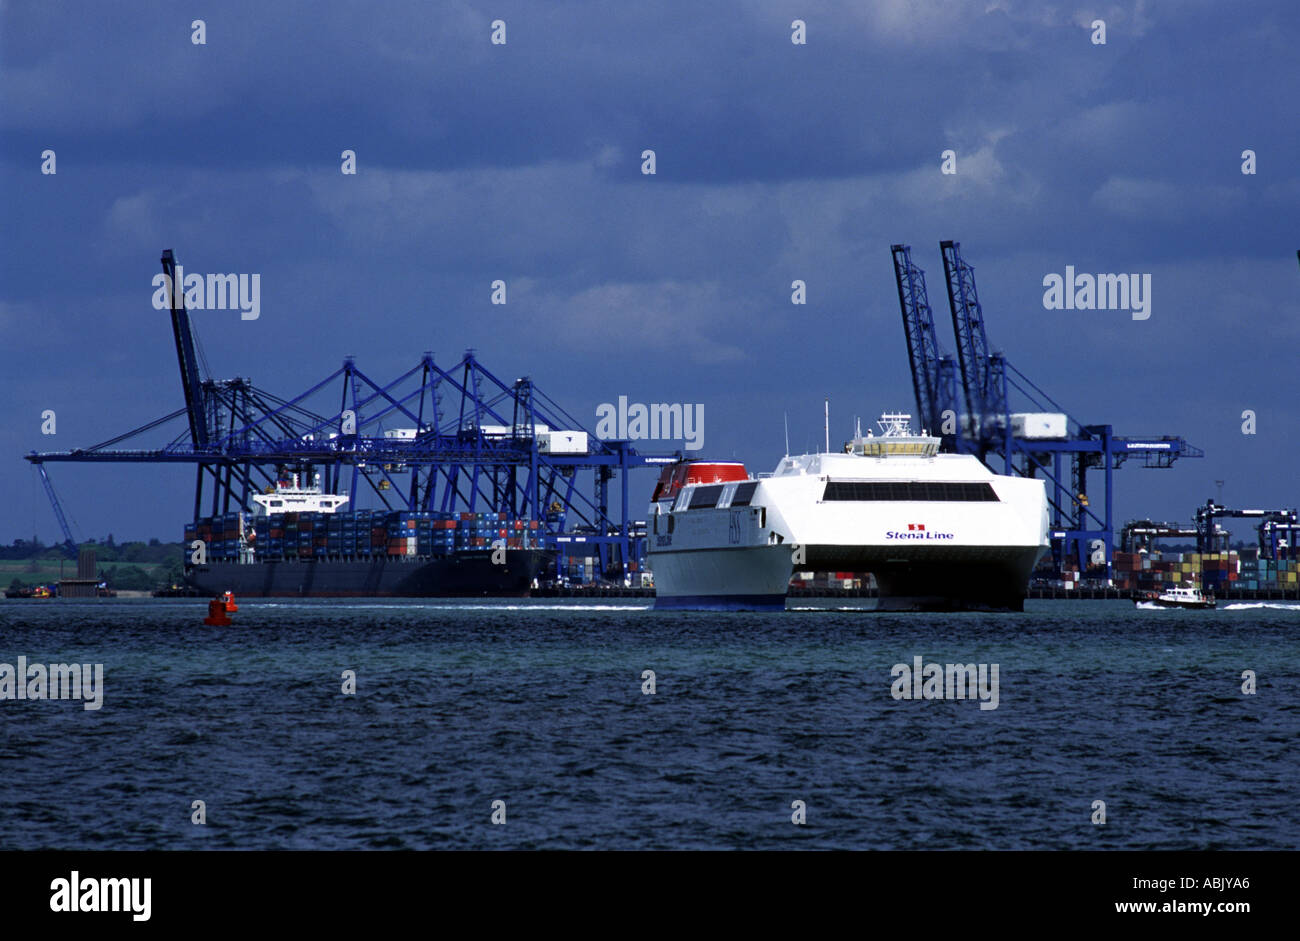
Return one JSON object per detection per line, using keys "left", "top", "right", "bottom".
{"left": 770, "top": 413, "right": 979, "bottom": 480}
{"left": 251, "top": 473, "right": 350, "bottom": 516}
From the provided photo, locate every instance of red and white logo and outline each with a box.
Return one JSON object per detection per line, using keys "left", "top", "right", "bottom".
{"left": 887, "top": 523, "right": 953, "bottom": 540}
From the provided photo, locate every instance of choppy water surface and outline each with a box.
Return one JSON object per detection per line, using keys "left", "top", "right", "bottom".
{"left": 1, "top": 598, "right": 1296, "bottom": 849}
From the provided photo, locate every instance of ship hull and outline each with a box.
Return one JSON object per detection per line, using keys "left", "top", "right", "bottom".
{"left": 803, "top": 544, "right": 1044, "bottom": 612}
{"left": 649, "top": 542, "right": 1045, "bottom": 611}
{"left": 648, "top": 545, "right": 793, "bottom": 611}
{"left": 185, "top": 549, "right": 551, "bottom": 598}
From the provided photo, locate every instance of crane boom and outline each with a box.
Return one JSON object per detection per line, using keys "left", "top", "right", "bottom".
{"left": 891, "top": 244, "right": 958, "bottom": 446}
{"left": 161, "top": 249, "right": 209, "bottom": 447}
{"left": 34, "top": 463, "right": 79, "bottom": 559}
{"left": 940, "top": 239, "right": 1007, "bottom": 456}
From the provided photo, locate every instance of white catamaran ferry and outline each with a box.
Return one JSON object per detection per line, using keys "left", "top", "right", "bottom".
{"left": 646, "top": 413, "right": 1050, "bottom": 611}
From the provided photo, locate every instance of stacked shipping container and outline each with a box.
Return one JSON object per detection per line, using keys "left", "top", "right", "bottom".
{"left": 1111, "top": 550, "right": 1297, "bottom": 592}
{"left": 188, "top": 510, "right": 541, "bottom": 561}
{"left": 184, "top": 513, "right": 242, "bottom": 561}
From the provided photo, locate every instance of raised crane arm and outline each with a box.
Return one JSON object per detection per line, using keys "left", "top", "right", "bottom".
{"left": 940, "top": 239, "right": 1008, "bottom": 457}
{"left": 161, "top": 249, "right": 209, "bottom": 447}
{"left": 891, "top": 244, "right": 959, "bottom": 449}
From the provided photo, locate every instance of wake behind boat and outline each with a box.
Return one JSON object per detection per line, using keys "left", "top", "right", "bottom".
{"left": 646, "top": 412, "right": 1050, "bottom": 611}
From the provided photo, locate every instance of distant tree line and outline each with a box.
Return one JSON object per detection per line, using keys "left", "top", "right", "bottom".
{"left": 1, "top": 538, "right": 183, "bottom": 563}
{"left": 3, "top": 538, "right": 186, "bottom": 591}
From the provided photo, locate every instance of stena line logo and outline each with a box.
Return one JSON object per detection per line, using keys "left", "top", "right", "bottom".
{"left": 885, "top": 523, "right": 954, "bottom": 540}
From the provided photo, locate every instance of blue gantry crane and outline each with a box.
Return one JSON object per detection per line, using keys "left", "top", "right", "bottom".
{"left": 893, "top": 240, "right": 1204, "bottom": 578}
{"left": 26, "top": 250, "right": 681, "bottom": 580}
{"left": 1195, "top": 502, "right": 1299, "bottom": 559}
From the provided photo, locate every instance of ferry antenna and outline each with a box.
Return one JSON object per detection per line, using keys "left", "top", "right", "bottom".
{"left": 824, "top": 396, "right": 829, "bottom": 454}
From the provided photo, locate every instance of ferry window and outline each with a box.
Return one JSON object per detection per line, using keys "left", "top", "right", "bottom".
{"left": 823, "top": 481, "right": 999, "bottom": 501}
{"left": 270, "top": 500, "right": 282, "bottom": 507}
{"left": 667, "top": 515, "right": 675, "bottom": 534}
{"left": 689, "top": 485, "right": 725, "bottom": 509}
{"left": 730, "top": 481, "right": 759, "bottom": 506}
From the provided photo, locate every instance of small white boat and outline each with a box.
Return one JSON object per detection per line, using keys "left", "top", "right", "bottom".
{"left": 1134, "top": 583, "right": 1216, "bottom": 609}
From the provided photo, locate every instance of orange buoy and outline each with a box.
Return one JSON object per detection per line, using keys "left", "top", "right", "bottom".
{"left": 203, "top": 591, "right": 237, "bottom": 626}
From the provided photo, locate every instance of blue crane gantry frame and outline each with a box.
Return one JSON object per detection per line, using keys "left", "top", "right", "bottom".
{"left": 892, "top": 240, "right": 1204, "bottom": 578}
{"left": 1195, "top": 501, "right": 1300, "bottom": 583}
{"left": 25, "top": 251, "right": 682, "bottom": 578}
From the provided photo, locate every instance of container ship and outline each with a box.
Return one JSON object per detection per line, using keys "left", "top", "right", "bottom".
{"left": 184, "top": 475, "right": 551, "bottom": 597}
{"left": 646, "top": 412, "right": 1050, "bottom": 611}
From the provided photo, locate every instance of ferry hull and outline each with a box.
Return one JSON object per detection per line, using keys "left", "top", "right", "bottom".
{"left": 650, "top": 543, "right": 1046, "bottom": 611}
{"left": 804, "top": 544, "right": 1046, "bottom": 612}
{"left": 185, "top": 549, "right": 551, "bottom": 598}
{"left": 649, "top": 545, "right": 794, "bottom": 611}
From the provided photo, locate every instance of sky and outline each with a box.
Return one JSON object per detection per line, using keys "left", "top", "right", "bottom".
{"left": 1, "top": 0, "right": 1297, "bottom": 546}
